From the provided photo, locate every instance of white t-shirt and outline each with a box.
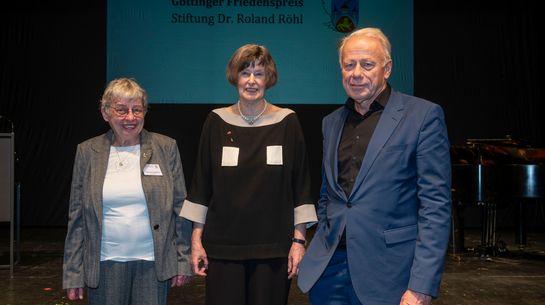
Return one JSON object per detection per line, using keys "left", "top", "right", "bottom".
{"left": 100, "top": 145, "right": 155, "bottom": 262}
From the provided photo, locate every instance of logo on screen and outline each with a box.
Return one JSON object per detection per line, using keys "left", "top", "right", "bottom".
{"left": 330, "top": 0, "right": 359, "bottom": 33}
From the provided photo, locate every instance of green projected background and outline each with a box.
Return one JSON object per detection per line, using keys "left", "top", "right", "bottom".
{"left": 107, "top": 0, "right": 413, "bottom": 104}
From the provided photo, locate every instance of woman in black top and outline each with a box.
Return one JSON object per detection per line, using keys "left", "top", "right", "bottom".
{"left": 181, "top": 44, "right": 317, "bottom": 305}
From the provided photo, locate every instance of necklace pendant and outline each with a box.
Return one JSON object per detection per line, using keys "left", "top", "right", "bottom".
{"left": 119, "top": 162, "right": 123, "bottom": 166}
{"left": 237, "top": 100, "right": 267, "bottom": 125}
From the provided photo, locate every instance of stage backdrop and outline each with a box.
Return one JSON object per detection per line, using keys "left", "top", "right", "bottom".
{"left": 107, "top": 0, "right": 413, "bottom": 104}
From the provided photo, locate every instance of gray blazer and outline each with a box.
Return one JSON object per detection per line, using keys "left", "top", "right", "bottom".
{"left": 63, "top": 129, "right": 192, "bottom": 289}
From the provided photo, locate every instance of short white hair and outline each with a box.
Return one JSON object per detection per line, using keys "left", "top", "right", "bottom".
{"left": 338, "top": 27, "right": 392, "bottom": 67}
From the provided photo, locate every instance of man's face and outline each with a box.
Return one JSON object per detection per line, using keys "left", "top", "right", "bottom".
{"left": 341, "top": 36, "right": 392, "bottom": 106}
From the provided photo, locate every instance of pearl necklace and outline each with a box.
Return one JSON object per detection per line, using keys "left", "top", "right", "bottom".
{"left": 238, "top": 100, "right": 267, "bottom": 125}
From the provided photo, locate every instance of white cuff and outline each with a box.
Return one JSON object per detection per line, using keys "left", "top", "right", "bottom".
{"left": 180, "top": 200, "right": 208, "bottom": 224}
{"left": 294, "top": 204, "right": 318, "bottom": 226}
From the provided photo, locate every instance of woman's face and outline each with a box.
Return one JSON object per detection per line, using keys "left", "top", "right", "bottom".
{"left": 237, "top": 62, "right": 266, "bottom": 104}
{"left": 101, "top": 97, "right": 145, "bottom": 146}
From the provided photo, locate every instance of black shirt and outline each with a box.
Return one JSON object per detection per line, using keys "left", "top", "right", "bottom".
{"left": 338, "top": 85, "right": 391, "bottom": 196}
{"left": 337, "top": 85, "right": 391, "bottom": 247}
{"left": 186, "top": 108, "right": 314, "bottom": 260}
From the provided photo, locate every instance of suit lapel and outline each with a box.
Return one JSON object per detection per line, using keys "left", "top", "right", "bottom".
{"left": 324, "top": 108, "right": 349, "bottom": 201}
{"left": 90, "top": 132, "right": 112, "bottom": 225}
{"left": 140, "top": 130, "right": 153, "bottom": 171}
{"left": 139, "top": 130, "right": 157, "bottom": 227}
{"left": 349, "top": 92, "right": 405, "bottom": 199}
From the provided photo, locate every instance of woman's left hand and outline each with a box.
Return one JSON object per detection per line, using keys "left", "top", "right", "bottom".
{"left": 287, "top": 242, "right": 305, "bottom": 279}
{"left": 170, "top": 275, "right": 192, "bottom": 287}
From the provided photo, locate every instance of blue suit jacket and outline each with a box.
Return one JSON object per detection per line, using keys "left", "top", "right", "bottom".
{"left": 298, "top": 90, "right": 452, "bottom": 304}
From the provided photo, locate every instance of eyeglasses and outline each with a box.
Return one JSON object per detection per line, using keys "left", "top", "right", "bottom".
{"left": 109, "top": 106, "right": 145, "bottom": 118}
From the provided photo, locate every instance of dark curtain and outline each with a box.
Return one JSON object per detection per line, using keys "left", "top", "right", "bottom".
{"left": 415, "top": 2, "right": 543, "bottom": 146}
{"left": 1, "top": 1, "right": 543, "bottom": 226}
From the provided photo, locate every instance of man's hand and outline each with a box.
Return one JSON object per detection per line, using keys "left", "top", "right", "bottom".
{"left": 399, "top": 289, "right": 432, "bottom": 305}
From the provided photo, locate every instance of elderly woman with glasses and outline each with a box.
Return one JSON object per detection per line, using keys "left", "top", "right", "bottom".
{"left": 62, "top": 78, "right": 192, "bottom": 305}
{"left": 181, "top": 44, "right": 317, "bottom": 305}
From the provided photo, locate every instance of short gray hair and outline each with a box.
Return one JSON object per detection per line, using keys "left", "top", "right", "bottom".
{"left": 100, "top": 78, "right": 148, "bottom": 112}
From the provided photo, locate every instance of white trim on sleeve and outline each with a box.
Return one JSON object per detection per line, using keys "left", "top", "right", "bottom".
{"left": 294, "top": 203, "right": 318, "bottom": 226}
{"left": 180, "top": 200, "right": 208, "bottom": 224}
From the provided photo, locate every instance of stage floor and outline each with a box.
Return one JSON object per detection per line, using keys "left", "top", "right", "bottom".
{"left": 1, "top": 226, "right": 545, "bottom": 305}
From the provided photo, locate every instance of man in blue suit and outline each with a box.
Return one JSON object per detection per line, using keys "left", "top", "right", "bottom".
{"left": 298, "top": 28, "right": 452, "bottom": 305}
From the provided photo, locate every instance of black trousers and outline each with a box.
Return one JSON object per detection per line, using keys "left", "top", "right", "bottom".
{"left": 205, "top": 257, "right": 291, "bottom": 305}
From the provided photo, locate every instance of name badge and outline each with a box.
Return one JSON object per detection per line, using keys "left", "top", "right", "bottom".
{"left": 266, "top": 145, "right": 283, "bottom": 165}
{"left": 222, "top": 146, "right": 239, "bottom": 166}
{"left": 143, "top": 164, "right": 163, "bottom": 176}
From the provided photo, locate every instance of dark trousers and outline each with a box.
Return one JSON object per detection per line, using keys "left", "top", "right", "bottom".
{"left": 309, "top": 248, "right": 362, "bottom": 305}
{"left": 205, "top": 257, "right": 291, "bottom": 305}
{"left": 87, "top": 260, "right": 169, "bottom": 305}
